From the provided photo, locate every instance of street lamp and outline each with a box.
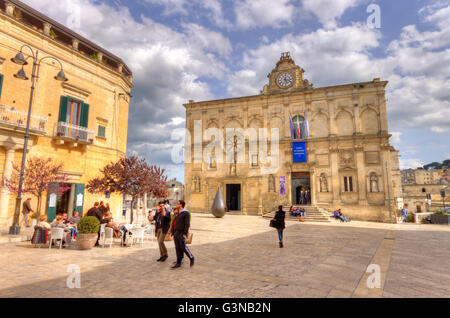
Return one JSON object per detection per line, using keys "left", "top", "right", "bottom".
{"left": 9, "top": 45, "right": 68, "bottom": 235}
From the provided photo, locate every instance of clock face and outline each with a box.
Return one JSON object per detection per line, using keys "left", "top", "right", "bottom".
{"left": 277, "top": 73, "right": 294, "bottom": 88}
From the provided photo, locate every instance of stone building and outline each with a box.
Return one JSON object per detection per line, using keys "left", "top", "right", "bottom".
{"left": 146, "top": 178, "right": 185, "bottom": 208}
{"left": 401, "top": 168, "right": 442, "bottom": 185}
{"left": 184, "top": 53, "right": 402, "bottom": 222}
{"left": 402, "top": 184, "right": 449, "bottom": 213}
{"left": 0, "top": 0, "right": 132, "bottom": 230}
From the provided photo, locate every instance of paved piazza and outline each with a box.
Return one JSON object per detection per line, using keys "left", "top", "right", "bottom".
{"left": 1, "top": 214, "right": 450, "bottom": 298}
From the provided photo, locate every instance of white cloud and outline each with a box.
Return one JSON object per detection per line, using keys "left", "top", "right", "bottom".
{"left": 228, "top": 23, "right": 381, "bottom": 96}
{"left": 399, "top": 158, "right": 425, "bottom": 170}
{"left": 301, "top": 0, "right": 361, "bottom": 29}
{"left": 234, "top": 0, "right": 296, "bottom": 30}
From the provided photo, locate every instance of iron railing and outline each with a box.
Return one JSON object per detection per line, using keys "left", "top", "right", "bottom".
{"left": 55, "top": 121, "right": 94, "bottom": 143}
{"left": 0, "top": 105, "right": 48, "bottom": 133}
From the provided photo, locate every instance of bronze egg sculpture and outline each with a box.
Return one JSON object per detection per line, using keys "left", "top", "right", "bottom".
{"left": 211, "top": 188, "right": 226, "bottom": 218}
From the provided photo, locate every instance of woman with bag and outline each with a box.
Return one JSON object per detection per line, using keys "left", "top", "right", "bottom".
{"left": 271, "top": 205, "right": 286, "bottom": 248}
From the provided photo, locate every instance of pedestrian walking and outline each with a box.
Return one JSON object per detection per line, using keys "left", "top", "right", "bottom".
{"left": 171, "top": 200, "right": 194, "bottom": 269}
{"left": 273, "top": 205, "right": 286, "bottom": 248}
{"left": 20, "top": 198, "right": 33, "bottom": 228}
{"left": 401, "top": 205, "right": 408, "bottom": 223}
{"left": 154, "top": 201, "right": 171, "bottom": 262}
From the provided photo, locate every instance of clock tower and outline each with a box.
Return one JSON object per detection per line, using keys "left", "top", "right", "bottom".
{"left": 262, "top": 52, "right": 313, "bottom": 94}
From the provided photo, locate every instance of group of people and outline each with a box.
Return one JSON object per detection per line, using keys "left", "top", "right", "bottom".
{"left": 289, "top": 206, "right": 306, "bottom": 217}
{"left": 86, "top": 201, "right": 118, "bottom": 246}
{"left": 333, "top": 209, "right": 350, "bottom": 222}
{"left": 33, "top": 211, "right": 81, "bottom": 247}
{"left": 297, "top": 190, "right": 311, "bottom": 205}
{"left": 150, "top": 199, "right": 194, "bottom": 269}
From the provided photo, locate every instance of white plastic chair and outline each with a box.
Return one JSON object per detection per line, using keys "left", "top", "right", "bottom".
{"left": 144, "top": 224, "right": 155, "bottom": 243}
{"left": 99, "top": 223, "right": 106, "bottom": 245}
{"left": 129, "top": 227, "right": 145, "bottom": 247}
{"left": 49, "top": 228, "right": 64, "bottom": 249}
{"left": 103, "top": 227, "right": 114, "bottom": 248}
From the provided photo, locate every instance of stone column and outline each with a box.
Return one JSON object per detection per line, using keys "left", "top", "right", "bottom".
{"left": 67, "top": 184, "right": 76, "bottom": 218}
{"left": 353, "top": 90, "right": 362, "bottom": 135}
{"left": 355, "top": 144, "right": 367, "bottom": 205}
{"left": 0, "top": 148, "right": 15, "bottom": 227}
{"left": 5, "top": 1, "right": 15, "bottom": 16}
{"left": 43, "top": 22, "right": 52, "bottom": 36}
{"left": 329, "top": 146, "right": 341, "bottom": 206}
{"left": 72, "top": 39, "right": 80, "bottom": 51}
{"left": 378, "top": 91, "right": 388, "bottom": 134}
{"left": 310, "top": 167, "right": 317, "bottom": 205}
{"left": 327, "top": 95, "right": 338, "bottom": 136}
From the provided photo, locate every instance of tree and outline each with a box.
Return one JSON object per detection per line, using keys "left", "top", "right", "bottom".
{"left": 87, "top": 155, "right": 168, "bottom": 223}
{"left": 3, "top": 157, "right": 71, "bottom": 220}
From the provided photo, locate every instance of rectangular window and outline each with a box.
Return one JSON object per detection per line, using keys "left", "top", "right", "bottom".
{"left": 251, "top": 154, "right": 258, "bottom": 167}
{"left": 58, "top": 96, "right": 89, "bottom": 128}
{"left": 210, "top": 156, "right": 216, "bottom": 169}
{"left": 344, "top": 177, "right": 354, "bottom": 192}
{"left": 97, "top": 125, "right": 106, "bottom": 138}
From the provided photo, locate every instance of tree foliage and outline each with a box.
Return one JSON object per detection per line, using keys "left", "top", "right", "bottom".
{"left": 3, "top": 157, "right": 71, "bottom": 219}
{"left": 87, "top": 155, "right": 168, "bottom": 223}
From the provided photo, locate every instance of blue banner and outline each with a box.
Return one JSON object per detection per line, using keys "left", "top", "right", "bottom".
{"left": 293, "top": 142, "right": 307, "bottom": 163}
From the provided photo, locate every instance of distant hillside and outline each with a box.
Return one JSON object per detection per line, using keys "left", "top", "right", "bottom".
{"left": 421, "top": 160, "right": 450, "bottom": 170}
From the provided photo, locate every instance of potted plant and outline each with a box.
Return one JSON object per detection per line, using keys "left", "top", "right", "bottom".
{"left": 57, "top": 131, "right": 64, "bottom": 137}
{"left": 76, "top": 216, "right": 100, "bottom": 250}
{"left": 49, "top": 29, "right": 58, "bottom": 39}
{"left": 88, "top": 138, "right": 94, "bottom": 144}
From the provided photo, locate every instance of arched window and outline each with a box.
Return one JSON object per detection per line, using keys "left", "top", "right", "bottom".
{"left": 292, "top": 115, "right": 306, "bottom": 139}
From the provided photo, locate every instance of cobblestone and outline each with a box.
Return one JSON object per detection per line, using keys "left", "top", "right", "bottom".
{"left": 0, "top": 214, "right": 449, "bottom": 297}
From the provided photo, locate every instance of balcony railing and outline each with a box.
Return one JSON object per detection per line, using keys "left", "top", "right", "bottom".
{"left": 55, "top": 122, "right": 94, "bottom": 144}
{"left": 0, "top": 105, "right": 48, "bottom": 134}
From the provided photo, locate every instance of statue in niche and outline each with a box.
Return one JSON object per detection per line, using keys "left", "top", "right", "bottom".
{"left": 192, "top": 176, "right": 201, "bottom": 193}
{"left": 268, "top": 174, "right": 276, "bottom": 192}
{"left": 369, "top": 173, "right": 379, "bottom": 192}
{"left": 319, "top": 173, "right": 328, "bottom": 192}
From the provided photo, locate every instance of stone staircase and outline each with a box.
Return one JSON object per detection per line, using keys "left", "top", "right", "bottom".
{"left": 263, "top": 205, "right": 332, "bottom": 222}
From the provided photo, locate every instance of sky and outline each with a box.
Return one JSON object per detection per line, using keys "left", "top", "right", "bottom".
{"left": 21, "top": 0, "right": 450, "bottom": 183}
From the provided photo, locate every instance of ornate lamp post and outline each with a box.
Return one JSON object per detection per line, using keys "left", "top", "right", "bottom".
{"left": 9, "top": 45, "right": 68, "bottom": 235}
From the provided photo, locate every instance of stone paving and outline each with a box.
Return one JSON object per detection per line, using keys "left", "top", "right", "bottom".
{"left": 0, "top": 214, "right": 450, "bottom": 298}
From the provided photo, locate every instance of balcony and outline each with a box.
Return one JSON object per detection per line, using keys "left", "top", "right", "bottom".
{"left": 0, "top": 105, "right": 48, "bottom": 134}
{"left": 54, "top": 122, "right": 94, "bottom": 145}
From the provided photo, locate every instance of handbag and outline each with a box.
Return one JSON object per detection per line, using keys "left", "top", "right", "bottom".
{"left": 269, "top": 219, "right": 277, "bottom": 228}
{"left": 164, "top": 233, "right": 173, "bottom": 241}
{"left": 186, "top": 233, "right": 193, "bottom": 244}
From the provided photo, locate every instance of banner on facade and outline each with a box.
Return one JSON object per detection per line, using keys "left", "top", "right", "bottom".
{"left": 293, "top": 142, "right": 307, "bottom": 163}
{"left": 279, "top": 176, "right": 286, "bottom": 195}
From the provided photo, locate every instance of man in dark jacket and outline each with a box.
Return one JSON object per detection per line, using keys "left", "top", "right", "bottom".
{"left": 86, "top": 202, "right": 103, "bottom": 246}
{"left": 87, "top": 202, "right": 102, "bottom": 221}
{"left": 273, "top": 205, "right": 286, "bottom": 248}
{"left": 154, "top": 202, "right": 171, "bottom": 262}
{"left": 171, "top": 200, "right": 194, "bottom": 269}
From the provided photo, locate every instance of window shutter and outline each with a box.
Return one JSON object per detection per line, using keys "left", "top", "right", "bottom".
{"left": 80, "top": 103, "right": 89, "bottom": 128}
{"left": 98, "top": 125, "right": 106, "bottom": 138}
{"left": 58, "top": 96, "right": 69, "bottom": 122}
{"left": 0, "top": 74, "right": 4, "bottom": 99}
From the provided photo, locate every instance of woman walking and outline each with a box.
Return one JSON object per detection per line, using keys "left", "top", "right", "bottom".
{"left": 273, "top": 205, "right": 286, "bottom": 248}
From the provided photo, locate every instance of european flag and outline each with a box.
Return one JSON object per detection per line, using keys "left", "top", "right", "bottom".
{"left": 305, "top": 112, "right": 310, "bottom": 138}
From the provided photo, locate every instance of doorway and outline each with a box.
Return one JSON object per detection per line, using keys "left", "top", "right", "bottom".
{"left": 291, "top": 172, "right": 311, "bottom": 205}
{"left": 226, "top": 184, "right": 241, "bottom": 211}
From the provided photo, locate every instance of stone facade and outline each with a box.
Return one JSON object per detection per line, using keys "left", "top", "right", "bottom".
{"left": 402, "top": 184, "right": 449, "bottom": 213}
{"left": 0, "top": 1, "right": 132, "bottom": 230}
{"left": 401, "top": 168, "right": 447, "bottom": 185}
{"left": 184, "top": 53, "right": 402, "bottom": 222}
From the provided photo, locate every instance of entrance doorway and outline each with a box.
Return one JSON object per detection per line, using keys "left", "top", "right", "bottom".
{"left": 226, "top": 184, "right": 241, "bottom": 211}
{"left": 291, "top": 172, "right": 311, "bottom": 205}
{"left": 46, "top": 183, "right": 85, "bottom": 222}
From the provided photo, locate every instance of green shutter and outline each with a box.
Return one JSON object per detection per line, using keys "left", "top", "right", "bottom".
{"left": 46, "top": 183, "right": 59, "bottom": 222}
{"left": 80, "top": 103, "right": 89, "bottom": 128}
{"left": 73, "top": 184, "right": 85, "bottom": 215}
{"left": 98, "top": 125, "right": 106, "bottom": 138}
{"left": 58, "top": 96, "right": 69, "bottom": 122}
{"left": 0, "top": 74, "right": 4, "bottom": 99}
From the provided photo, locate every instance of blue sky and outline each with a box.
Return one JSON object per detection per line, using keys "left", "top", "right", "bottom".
{"left": 23, "top": 0, "right": 450, "bottom": 183}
